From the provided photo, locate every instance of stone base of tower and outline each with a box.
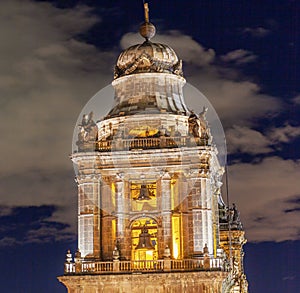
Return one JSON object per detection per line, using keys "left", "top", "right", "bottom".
{"left": 58, "top": 271, "right": 229, "bottom": 293}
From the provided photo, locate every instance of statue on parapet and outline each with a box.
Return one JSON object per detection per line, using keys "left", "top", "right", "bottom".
{"left": 77, "top": 111, "right": 98, "bottom": 144}
{"left": 188, "top": 111, "right": 200, "bottom": 137}
{"left": 188, "top": 107, "right": 211, "bottom": 139}
{"left": 229, "top": 203, "right": 243, "bottom": 230}
{"left": 198, "top": 106, "right": 210, "bottom": 139}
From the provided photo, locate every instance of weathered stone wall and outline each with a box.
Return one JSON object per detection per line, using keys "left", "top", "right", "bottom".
{"left": 58, "top": 271, "right": 228, "bottom": 293}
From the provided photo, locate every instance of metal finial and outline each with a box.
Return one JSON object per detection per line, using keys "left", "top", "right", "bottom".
{"left": 140, "top": 1, "right": 156, "bottom": 40}
{"left": 144, "top": 2, "right": 149, "bottom": 23}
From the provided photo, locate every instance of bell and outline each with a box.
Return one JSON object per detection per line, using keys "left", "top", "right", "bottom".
{"left": 135, "top": 226, "right": 155, "bottom": 250}
{"left": 137, "top": 184, "right": 151, "bottom": 201}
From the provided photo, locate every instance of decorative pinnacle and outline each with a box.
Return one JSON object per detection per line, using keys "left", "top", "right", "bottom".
{"left": 144, "top": 2, "right": 149, "bottom": 23}
{"left": 140, "top": 2, "right": 156, "bottom": 40}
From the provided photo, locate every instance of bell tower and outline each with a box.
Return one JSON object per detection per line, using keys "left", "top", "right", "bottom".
{"left": 58, "top": 3, "right": 248, "bottom": 292}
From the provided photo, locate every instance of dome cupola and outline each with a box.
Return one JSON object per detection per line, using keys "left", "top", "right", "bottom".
{"left": 114, "top": 3, "right": 182, "bottom": 79}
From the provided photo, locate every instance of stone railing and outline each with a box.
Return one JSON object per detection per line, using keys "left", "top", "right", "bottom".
{"left": 64, "top": 257, "right": 227, "bottom": 275}
{"left": 96, "top": 136, "right": 209, "bottom": 152}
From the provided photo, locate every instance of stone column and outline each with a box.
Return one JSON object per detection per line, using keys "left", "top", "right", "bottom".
{"left": 77, "top": 174, "right": 101, "bottom": 258}
{"left": 199, "top": 177, "right": 213, "bottom": 254}
{"left": 189, "top": 175, "right": 203, "bottom": 254}
{"left": 160, "top": 172, "right": 172, "bottom": 256}
{"left": 115, "top": 173, "right": 126, "bottom": 259}
{"left": 180, "top": 175, "right": 190, "bottom": 258}
{"left": 100, "top": 176, "right": 116, "bottom": 260}
{"left": 93, "top": 174, "right": 101, "bottom": 259}
{"left": 188, "top": 175, "right": 213, "bottom": 256}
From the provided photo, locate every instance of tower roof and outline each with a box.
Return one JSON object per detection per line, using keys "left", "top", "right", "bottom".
{"left": 114, "top": 3, "right": 183, "bottom": 79}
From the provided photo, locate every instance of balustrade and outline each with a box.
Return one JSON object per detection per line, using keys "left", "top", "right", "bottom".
{"left": 96, "top": 136, "right": 208, "bottom": 152}
{"left": 64, "top": 257, "right": 225, "bottom": 274}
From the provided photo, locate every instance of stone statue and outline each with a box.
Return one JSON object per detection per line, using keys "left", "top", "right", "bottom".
{"left": 199, "top": 106, "right": 209, "bottom": 138}
{"left": 231, "top": 203, "right": 239, "bottom": 222}
{"left": 77, "top": 111, "right": 98, "bottom": 143}
{"left": 199, "top": 106, "right": 208, "bottom": 119}
{"left": 188, "top": 111, "right": 200, "bottom": 137}
{"left": 229, "top": 203, "right": 243, "bottom": 230}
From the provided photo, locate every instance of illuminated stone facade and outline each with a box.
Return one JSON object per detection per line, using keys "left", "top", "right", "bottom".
{"left": 58, "top": 4, "right": 248, "bottom": 292}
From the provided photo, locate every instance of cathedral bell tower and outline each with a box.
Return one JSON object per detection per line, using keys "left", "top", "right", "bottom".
{"left": 58, "top": 3, "right": 248, "bottom": 292}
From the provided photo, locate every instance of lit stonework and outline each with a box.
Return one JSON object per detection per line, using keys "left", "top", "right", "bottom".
{"left": 58, "top": 3, "right": 248, "bottom": 292}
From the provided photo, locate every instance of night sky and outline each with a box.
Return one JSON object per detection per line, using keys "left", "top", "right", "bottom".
{"left": 0, "top": 0, "right": 299, "bottom": 292}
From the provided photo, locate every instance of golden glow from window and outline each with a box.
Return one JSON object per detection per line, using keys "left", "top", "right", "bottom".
{"left": 111, "top": 182, "right": 116, "bottom": 208}
{"left": 112, "top": 218, "right": 116, "bottom": 243}
{"left": 131, "top": 183, "right": 157, "bottom": 211}
{"left": 172, "top": 215, "right": 181, "bottom": 259}
{"left": 129, "top": 126, "right": 158, "bottom": 137}
{"left": 171, "top": 178, "right": 175, "bottom": 210}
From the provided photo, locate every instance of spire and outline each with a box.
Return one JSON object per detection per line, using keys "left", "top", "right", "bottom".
{"left": 139, "top": 2, "right": 156, "bottom": 40}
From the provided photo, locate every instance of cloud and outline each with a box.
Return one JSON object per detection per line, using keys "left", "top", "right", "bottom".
{"left": 0, "top": 205, "right": 75, "bottom": 246}
{"left": 0, "top": 237, "right": 19, "bottom": 247}
{"left": 226, "top": 125, "right": 272, "bottom": 154}
{"left": 120, "top": 31, "right": 281, "bottom": 125}
{"left": 0, "top": 168, "right": 77, "bottom": 233}
{"left": 282, "top": 275, "right": 296, "bottom": 281}
{"left": 24, "top": 223, "right": 75, "bottom": 244}
{"left": 189, "top": 75, "right": 280, "bottom": 125}
{"left": 0, "top": 0, "right": 115, "bottom": 174}
{"left": 0, "top": 0, "right": 113, "bottom": 240}
{"left": 229, "top": 157, "right": 300, "bottom": 242}
{"left": 242, "top": 27, "right": 270, "bottom": 37}
{"left": 292, "top": 95, "right": 300, "bottom": 104}
{"left": 221, "top": 49, "right": 257, "bottom": 65}
{"left": 0, "top": 0, "right": 296, "bottom": 246}
{"left": 225, "top": 123, "right": 300, "bottom": 156}
{"left": 268, "top": 124, "right": 300, "bottom": 144}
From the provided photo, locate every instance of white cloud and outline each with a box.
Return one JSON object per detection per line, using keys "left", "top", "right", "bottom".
{"left": 0, "top": 0, "right": 114, "bottom": 238}
{"left": 120, "top": 31, "right": 280, "bottom": 125}
{"left": 0, "top": 0, "right": 297, "bottom": 245}
{"left": 226, "top": 123, "right": 300, "bottom": 155}
{"left": 229, "top": 157, "right": 300, "bottom": 242}
{"left": 268, "top": 124, "right": 300, "bottom": 144}
{"left": 0, "top": 0, "right": 114, "bottom": 174}
{"left": 189, "top": 74, "right": 280, "bottom": 125}
{"left": 221, "top": 49, "right": 257, "bottom": 65}
{"left": 243, "top": 27, "right": 270, "bottom": 38}
{"left": 224, "top": 123, "right": 300, "bottom": 156}
{"left": 226, "top": 125, "right": 272, "bottom": 154}
{"left": 24, "top": 224, "right": 75, "bottom": 244}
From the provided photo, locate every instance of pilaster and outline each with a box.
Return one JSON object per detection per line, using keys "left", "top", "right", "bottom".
{"left": 160, "top": 172, "right": 172, "bottom": 255}
{"left": 77, "top": 173, "right": 101, "bottom": 258}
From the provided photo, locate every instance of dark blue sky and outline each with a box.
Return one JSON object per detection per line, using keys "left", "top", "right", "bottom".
{"left": 0, "top": 0, "right": 299, "bottom": 292}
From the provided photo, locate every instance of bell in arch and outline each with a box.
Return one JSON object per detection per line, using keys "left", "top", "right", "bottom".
{"left": 137, "top": 184, "right": 151, "bottom": 201}
{"left": 135, "top": 226, "right": 155, "bottom": 250}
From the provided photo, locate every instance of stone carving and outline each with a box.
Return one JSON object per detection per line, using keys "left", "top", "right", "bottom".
{"left": 114, "top": 51, "right": 183, "bottom": 79}
{"left": 218, "top": 197, "right": 228, "bottom": 225}
{"left": 199, "top": 106, "right": 210, "bottom": 139}
{"left": 77, "top": 111, "right": 98, "bottom": 144}
{"left": 173, "top": 60, "right": 183, "bottom": 76}
{"left": 188, "top": 111, "right": 200, "bottom": 137}
{"left": 229, "top": 203, "right": 243, "bottom": 230}
{"left": 188, "top": 108, "right": 210, "bottom": 139}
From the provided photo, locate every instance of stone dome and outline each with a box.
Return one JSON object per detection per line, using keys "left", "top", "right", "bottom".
{"left": 114, "top": 27, "right": 183, "bottom": 79}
